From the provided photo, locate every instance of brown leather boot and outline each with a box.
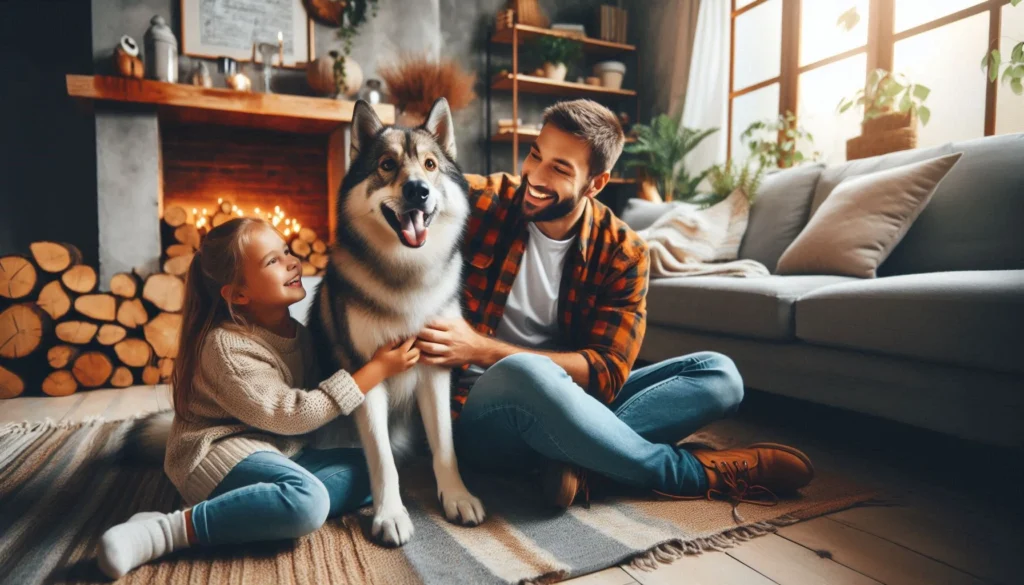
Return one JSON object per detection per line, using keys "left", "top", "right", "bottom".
{"left": 658, "top": 442, "right": 814, "bottom": 522}
{"left": 693, "top": 442, "right": 814, "bottom": 494}
{"left": 542, "top": 461, "right": 590, "bottom": 509}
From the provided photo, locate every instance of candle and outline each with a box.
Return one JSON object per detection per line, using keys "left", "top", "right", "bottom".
{"left": 277, "top": 31, "right": 284, "bottom": 65}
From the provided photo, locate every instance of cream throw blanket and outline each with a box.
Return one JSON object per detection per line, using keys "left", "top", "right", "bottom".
{"left": 638, "top": 189, "right": 770, "bottom": 278}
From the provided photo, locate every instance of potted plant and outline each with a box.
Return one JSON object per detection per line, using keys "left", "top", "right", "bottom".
{"left": 622, "top": 112, "right": 718, "bottom": 202}
{"left": 740, "top": 111, "right": 819, "bottom": 170}
{"left": 303, "top": 0, "right": 380, "bottom": 92}
{"left": 837, "top": 69, "right": 930, "bottom": 159}
{"left": 528, "top": 37, "right": 582, "bottom": 82}
{"left": 378, "top": 55, "right": 477, "bottom": 126}
{"left": 699, "top": 158, "right": 766, "bottom": 208}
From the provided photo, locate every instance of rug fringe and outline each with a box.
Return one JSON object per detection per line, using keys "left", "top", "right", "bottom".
{"left": 628, "top": 514, "right": 801, "bottom": 571}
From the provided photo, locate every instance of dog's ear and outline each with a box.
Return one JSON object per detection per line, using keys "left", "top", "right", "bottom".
{"left": 350, "top": 100, "right": 384, "bottom": 161}
{"left": 422, "top": 98, "right": 457, "bottom": 161}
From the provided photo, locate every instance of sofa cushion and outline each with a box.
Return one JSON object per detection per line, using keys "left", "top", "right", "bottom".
{"left": 880, "top": 133, "right": 1024, "bottom": 275}
{"left": 738, "top": 163, "right": 825, "bottom": 272}
{"left": 796, "top": 270, "right": 1024, "bottom": 374}
{"left": 619, "top": 199, "right": 688, "bottom": 232}
{"left": 777, "top": 153, "right": 962, "bottom": 278}
{"left": 646, "top": 275, "right": 854, "bottom": 340}
{"left": 810, "top": 142, "right": 954, "bottom": 215}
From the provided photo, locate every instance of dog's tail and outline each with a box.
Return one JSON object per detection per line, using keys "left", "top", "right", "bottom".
{"left": 122, "top": 410, "right": 173, "bottom": 464}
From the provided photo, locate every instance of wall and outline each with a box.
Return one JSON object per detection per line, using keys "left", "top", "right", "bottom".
{"left": 1, "top": 0, "right": 668, "bottom": 264}
{"left": 89, "top": 0, "right": 655, "bottom": 176}
{"left": 0, "top": 0, "right": 98, "bottom": 263}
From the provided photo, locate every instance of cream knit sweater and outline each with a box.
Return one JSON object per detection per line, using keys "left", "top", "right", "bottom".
{"left": 164, "top": 320, "right": 364, "bottom": 504}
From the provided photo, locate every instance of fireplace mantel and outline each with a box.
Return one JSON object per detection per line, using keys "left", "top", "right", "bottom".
{"left": 68, "top": 75, "right": 389, "bottom": 285}
{"left": 66, "top": 75, "right": 395, "bottom": 134}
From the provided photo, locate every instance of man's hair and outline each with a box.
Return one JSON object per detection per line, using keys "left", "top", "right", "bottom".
{"left": 542, "top": 99, "right": 625, "bottom": 178}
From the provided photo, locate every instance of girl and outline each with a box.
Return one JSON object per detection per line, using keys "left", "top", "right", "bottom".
{"left": 97, "top": 218, "right": 418, "bottom": 578}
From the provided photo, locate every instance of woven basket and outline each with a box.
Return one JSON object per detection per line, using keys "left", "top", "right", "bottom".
{"left": 862, "top": 110, "right": 916, "bottom": 135}
{"left": 846, "top": 127, "right": 918, "bottom": 161}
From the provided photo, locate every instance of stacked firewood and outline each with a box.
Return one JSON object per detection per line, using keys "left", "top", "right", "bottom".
{"left": 162, "top": 201, "right": 327, "bottom": 277}
{"left": 0, "top": 242, "right": 182, "bottom": 399}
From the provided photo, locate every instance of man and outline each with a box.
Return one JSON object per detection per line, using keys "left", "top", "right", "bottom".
{"left": 416, "top": 99, "right": 812, "bottom": 510}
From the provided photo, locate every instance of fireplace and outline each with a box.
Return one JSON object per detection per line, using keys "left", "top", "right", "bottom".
{"left": 66, "top": 75, "right": 395, "bottom": 286}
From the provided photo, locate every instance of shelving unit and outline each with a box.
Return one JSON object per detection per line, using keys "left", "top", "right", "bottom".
{"left": 486, "top": 22, "right": 640, "bottom": 178}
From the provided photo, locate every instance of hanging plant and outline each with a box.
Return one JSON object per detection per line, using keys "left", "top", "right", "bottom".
{"left": 304, "top": 0, "right": 380, "bottom": 89}
{"left": 981, "top": 0, "right": 1023, "bottom": 95}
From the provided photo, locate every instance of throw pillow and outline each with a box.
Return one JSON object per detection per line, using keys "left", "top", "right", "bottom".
{"left": 776, "top": 152, "right": 962, "bottom": 278}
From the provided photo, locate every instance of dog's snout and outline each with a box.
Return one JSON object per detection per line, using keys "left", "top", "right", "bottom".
{"left": 402, "top": 180, "right": 430, "bottom": 204}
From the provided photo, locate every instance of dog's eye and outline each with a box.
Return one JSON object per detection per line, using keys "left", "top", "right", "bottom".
{"left": 380, "top": 159, "right": 396, "bottom": 172}
{"left": 424, "top": 158, "right": 437, "bottom": 171}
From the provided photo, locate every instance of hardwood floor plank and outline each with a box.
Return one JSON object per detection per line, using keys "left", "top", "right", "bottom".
{"left": 0, "top": 394, "right": 81, "bottom": 424}
{"left": 623, "top": 551, "right": 778, "bottom": 585}
{"left": 727, "top": 533, "right": 883, "bottom": 585}
{"left": 62, "top": 388, "right": 123, "bottom": 421}
{"left": 101, "top": 386, "right": 163, "bottom": 420}
{"left": 827, "top": 506, "right": 1021, "bottom": 585}
{"left": 778, "top": 517, "right": 988, "bottom": 585}
{"left": 561, "top": 567, "right": 637, "bottom": 585}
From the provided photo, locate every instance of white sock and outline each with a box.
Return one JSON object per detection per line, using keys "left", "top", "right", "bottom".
{"left": 97, "top": 509, "right": 191, "bottom": 579}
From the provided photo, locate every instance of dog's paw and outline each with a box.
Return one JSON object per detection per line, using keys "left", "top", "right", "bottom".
{"left": 371, "top": 506, "right": 415, "bottom": 547}
{"left": 439, "top": 488, "right": 486, "bottom": 526}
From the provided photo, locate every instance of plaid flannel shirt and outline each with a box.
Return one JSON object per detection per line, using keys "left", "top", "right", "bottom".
{"left": 453, "top": 173, "right": 650, "bottom": 417}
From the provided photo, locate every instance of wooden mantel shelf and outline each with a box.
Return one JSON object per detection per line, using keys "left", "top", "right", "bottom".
{"left": 66, "top": 74, "right": 395, "bottom": 134}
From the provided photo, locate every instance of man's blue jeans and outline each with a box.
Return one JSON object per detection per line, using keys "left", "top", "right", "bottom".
{"left": 189, "top": 448, "right": 372, "bottom": 546}
{"left": 454, "top": 352, "right": 745, "bottom": 496}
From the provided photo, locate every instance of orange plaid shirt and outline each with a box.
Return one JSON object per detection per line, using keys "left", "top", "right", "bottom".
{"left": 453, "top": 173, "right": 650, "bottom": 417}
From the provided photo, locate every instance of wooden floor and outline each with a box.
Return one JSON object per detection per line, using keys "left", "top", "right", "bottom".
{"left": 1, "top": 386, "right": 1020, "bottom": 585}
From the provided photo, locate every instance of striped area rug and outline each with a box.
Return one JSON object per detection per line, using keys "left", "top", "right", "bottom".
{"left": 0, "top": 417, "right": 873, "bottom": 585}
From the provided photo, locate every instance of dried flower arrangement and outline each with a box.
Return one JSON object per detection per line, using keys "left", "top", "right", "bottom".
{"left": 378, "top": 55, "right": 477, "bottom": 124}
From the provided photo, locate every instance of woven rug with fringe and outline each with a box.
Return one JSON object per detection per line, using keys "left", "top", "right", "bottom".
{"left": 0, "top": 416, "right": 874, "bottom": 585}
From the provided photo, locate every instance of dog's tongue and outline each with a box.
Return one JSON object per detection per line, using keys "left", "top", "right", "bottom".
{"left": 401, "top": 210, "right": 427, "bottom": 246}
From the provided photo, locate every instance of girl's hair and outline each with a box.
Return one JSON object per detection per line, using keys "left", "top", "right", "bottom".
{"left": 171, "top": 217, "right": 277, "bottom": 420}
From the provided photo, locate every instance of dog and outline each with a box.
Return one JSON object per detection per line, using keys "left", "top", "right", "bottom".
{"left": 307, "top": 98, "right": 484, "bottom": 547}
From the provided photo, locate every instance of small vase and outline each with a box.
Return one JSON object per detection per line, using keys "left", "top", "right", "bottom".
{"left": 543, "top": 62, "right": 567, "bottom": 82}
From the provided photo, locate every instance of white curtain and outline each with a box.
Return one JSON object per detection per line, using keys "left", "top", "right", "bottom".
{"left": 681, "top": 0, "right": 731, "bottom": 172}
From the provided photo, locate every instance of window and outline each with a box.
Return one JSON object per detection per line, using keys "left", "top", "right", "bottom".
{"left": 728, "top": 0, "right": 1020, "bottom": 163}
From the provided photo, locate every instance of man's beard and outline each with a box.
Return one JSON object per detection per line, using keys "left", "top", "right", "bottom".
{"left": 519, "top": 177, "right": 586, "bottom": 222}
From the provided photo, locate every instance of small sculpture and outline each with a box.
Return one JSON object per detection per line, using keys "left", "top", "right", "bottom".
{"left": 114, "top": 36, "right": 144, "bottom": 79}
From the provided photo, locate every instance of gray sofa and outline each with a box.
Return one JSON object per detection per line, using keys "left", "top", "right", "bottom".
{"left": 620, "top": 133, "right": 1024, "bottom": 448}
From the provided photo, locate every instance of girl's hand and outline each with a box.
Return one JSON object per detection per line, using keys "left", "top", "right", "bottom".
{"left": 371, "top": 337, "right": 420, "bottom": 378}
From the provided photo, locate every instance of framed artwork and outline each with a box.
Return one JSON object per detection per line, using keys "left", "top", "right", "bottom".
{"left": 180, "top": 0, "right": 315, "bottom": 68}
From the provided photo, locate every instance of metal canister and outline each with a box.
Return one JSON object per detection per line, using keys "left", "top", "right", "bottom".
{"left": 144, "top": 15, "right": 178, "bottom": 83}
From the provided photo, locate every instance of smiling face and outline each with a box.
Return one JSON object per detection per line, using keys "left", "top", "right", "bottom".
{"left": 520, "top": 124, "right": 597, "bottom": 222}
{"left": 229, "top": 224, "right": 306, "bottom": 310}
{"left": 339, "top": 98, "right": 469, "bottom": 264}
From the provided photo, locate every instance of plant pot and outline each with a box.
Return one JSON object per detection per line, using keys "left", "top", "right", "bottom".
{"left": 862, "top": 110, "right": 916, "bottom": 135}
{"left": 593, "top": 61, "right": 626, "bottom": 90}
{"left": 543, "top": 62, "right": 568, "bottom": 82}
{"left": 846, "top": 127, "right": 918, "bottom": 160}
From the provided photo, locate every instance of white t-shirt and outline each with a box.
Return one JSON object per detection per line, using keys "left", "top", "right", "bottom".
{"left": 461, "top": 223, "right": 576, "bottom": 386}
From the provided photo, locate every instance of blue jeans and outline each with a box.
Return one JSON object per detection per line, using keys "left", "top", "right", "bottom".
{"left": 189, "top": 448, "right": 372, "bottom": 546}
{"left": 454, "top": 352, "right": 744, "bottom": 496}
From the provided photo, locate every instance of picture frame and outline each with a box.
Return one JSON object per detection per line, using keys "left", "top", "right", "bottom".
{"left": 180, "top": 0, "right": 315, "bottom": 68}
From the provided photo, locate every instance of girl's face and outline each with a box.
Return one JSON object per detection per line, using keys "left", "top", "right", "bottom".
{"left": 228, "top": 225, "right": 305, "bottom": 310}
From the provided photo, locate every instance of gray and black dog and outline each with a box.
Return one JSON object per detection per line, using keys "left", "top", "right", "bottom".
{"left": 308, "top": 98, "right": 484, "bottom": 547}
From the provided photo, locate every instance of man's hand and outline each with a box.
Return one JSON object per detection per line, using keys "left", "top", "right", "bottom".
{"left": 416, "top": 318, "right": 490, "bottom": 368}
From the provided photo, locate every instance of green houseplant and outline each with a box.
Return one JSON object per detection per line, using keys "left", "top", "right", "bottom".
{"left": 837, "top": 68, "right": 931, "bottom": 125}
{"left": 740, "top": 111, "right": 819, "bottom": 170}
{"left": 982, "top": 0, "right": 1024, "bottom": 95}
{"left": 528, "top": 37, "right": 583, "bottom": 82}
{"left": 330, "top": 0, "right": 380, "bottom": 90}
{"left": 700, "top": 159, "right": 766, "bottom": 207}
{"left": 622, "top": 112, "right": 718, "bottom": 202}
